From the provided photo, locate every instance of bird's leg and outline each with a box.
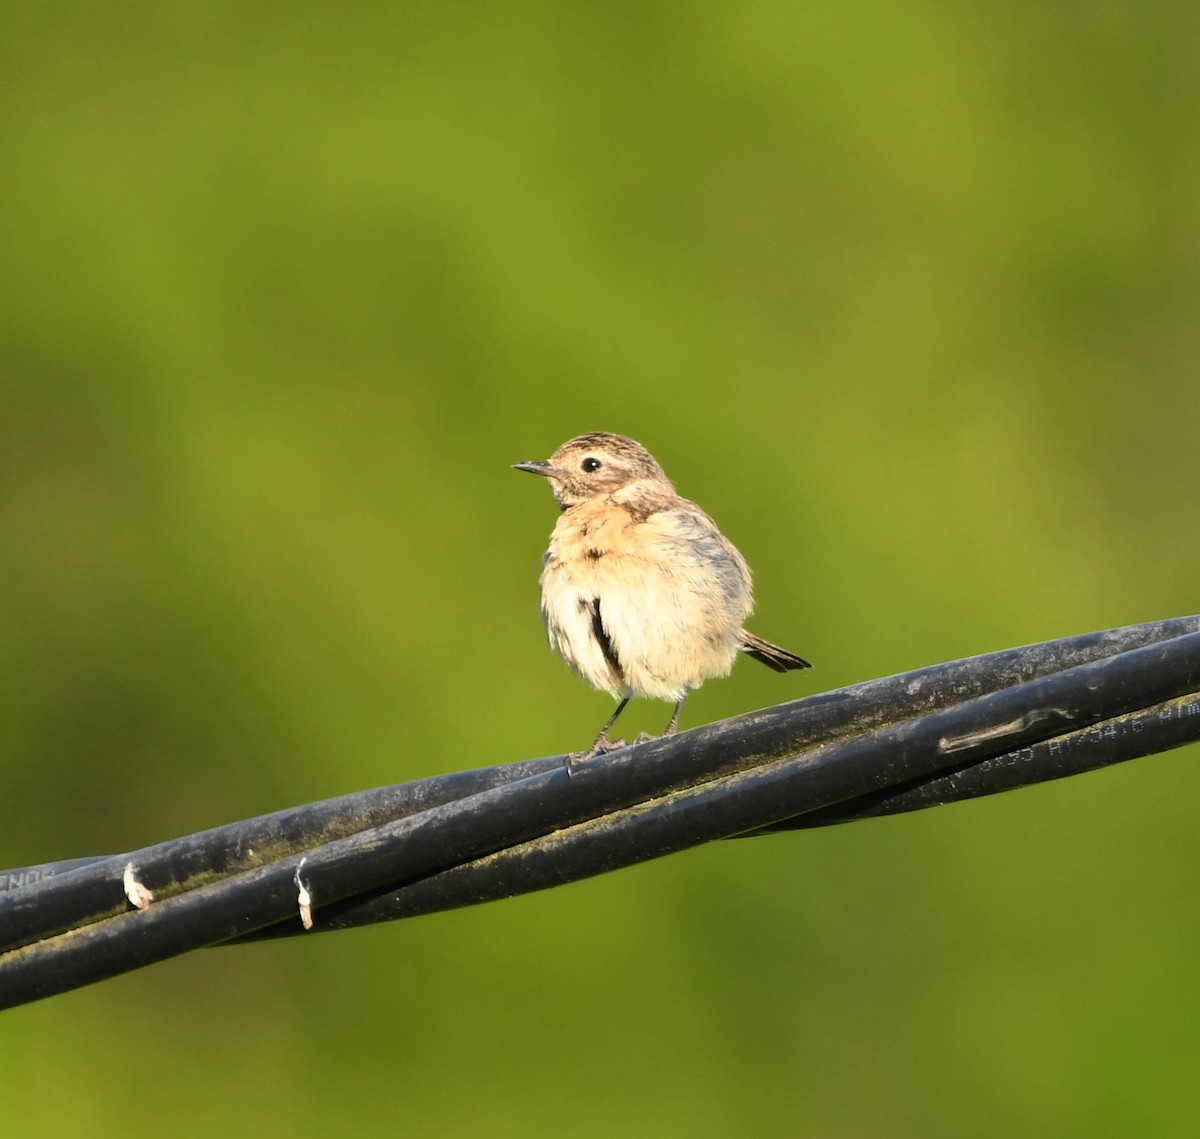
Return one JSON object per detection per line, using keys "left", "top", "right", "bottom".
{"left": 567, "top": 697, "right": 631, "bottom": 768}
{"left": 593, "top": 696, "right": 631, "bottom": 749}
{"left": 663, "top": 690, "right": 688, "bottom": 736}
{"left": 634, "top": 690, "right": 690, "bottom": 744}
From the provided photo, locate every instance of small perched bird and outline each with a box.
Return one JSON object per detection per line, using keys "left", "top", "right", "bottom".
{"left": 514, "top": 432, "right": 810, "bottom": 762}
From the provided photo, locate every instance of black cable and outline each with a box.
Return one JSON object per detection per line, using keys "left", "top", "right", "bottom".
{"left": 1, "top": 616, "right": 1198, "bottom": 1010}
{"left": 237, "top": 629, "right": 1200, "bottom": 932}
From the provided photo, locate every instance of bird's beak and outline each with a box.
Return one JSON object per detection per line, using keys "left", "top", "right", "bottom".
{"left": 512, "top": 460, "right": 556, "bottom": 477}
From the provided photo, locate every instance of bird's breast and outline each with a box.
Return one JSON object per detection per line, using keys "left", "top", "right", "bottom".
{"left": 537, "top": 501, "right": 752, "bottom": 701}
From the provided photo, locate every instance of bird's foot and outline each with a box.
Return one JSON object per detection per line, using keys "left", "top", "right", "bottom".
{"left": 565, "top": 735, "right": 628, "bottom": 774}
{"left": 634, "top": 731, "right": 655, "bottom": 744}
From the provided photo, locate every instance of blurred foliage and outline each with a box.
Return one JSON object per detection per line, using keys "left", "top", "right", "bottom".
{"left": 3, "top": 2, "right": 1200, "bottom": 1135}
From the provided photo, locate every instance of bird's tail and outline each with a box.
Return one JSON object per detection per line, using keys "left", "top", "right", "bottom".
{"left": 738, "top": 631, "right": 812, "bottom": 672}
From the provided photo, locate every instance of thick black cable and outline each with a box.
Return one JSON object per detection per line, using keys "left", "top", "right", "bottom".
{"left": 1, "top": 617, "right": 1197, "bottom": 1010}
{"left": 238, "top": 635, "right": 1200, "bottom": 932}
{"left": 6, "top": 615, "right": 1195, "bottom": 949}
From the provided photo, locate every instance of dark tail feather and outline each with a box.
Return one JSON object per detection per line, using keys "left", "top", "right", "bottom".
{"left": 738, "top": 631, "right": 812, "bottom": 672}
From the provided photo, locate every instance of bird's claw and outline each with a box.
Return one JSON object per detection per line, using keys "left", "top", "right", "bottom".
{"left": 565, "top": 735, "right": 628, "bottom": 774}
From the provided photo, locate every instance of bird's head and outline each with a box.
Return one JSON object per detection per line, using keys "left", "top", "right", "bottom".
{"left": 513, "top": 432, "right": 673, "bottom": 510}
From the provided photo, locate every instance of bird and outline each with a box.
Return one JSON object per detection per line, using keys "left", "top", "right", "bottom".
{"left": 513, "top": 432, "right": 810, "bottom": 763}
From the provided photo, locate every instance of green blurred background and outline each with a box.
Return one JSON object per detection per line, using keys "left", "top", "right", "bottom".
{"left": 3, "top": 2, "right": 1199, "bottom": 1135}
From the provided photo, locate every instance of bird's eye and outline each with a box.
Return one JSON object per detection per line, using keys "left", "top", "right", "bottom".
{"left": 581, "top": 457, "right": 602, "bottom": 473}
